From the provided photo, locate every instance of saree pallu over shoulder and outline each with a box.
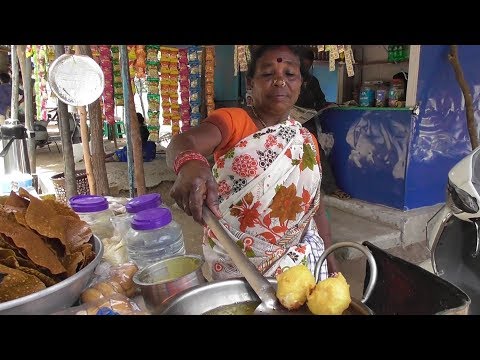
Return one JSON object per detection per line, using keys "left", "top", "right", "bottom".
{"left": 203, "top": 119, "right": 324, "bottom": 280}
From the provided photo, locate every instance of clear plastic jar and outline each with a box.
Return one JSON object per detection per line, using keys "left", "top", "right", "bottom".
{"left": 388, "top": 79, "right": 406, "bottom": 107}
{"left": 112, "top": 193, "right": 165, "bottom": 236}
{"left": 359, "top": 82, "right": 376, "bottom": 107}
{"left": 69, "top": 195, "right": 115, "bottom": 241}
{"left": 125, "top": 207, "right": 185, "bottom": 269}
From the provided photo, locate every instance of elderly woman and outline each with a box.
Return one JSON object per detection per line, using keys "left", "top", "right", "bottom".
{"left": 167, "top": 45, "right": 337, "bottom": 280}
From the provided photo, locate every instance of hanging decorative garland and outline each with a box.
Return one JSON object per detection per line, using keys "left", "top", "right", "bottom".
{"left": 317, "top": 45, "right": 356, "bottom": 77}
{"left": 178, "top": 48, "right": 190, "bottom": 133}
{"left": 90, "top": 45, "right": 105, "bottom": 120}
{"left": 145, "top": 45, "right": 160, "bottom": 142}
{"left": 99, "top": 45, "right": 115, "bottom": 125}
{"left": 204, "top": 46, "right": 215, "bottom": 116}
{"left": 127, "top": 45, "right": 137, "bottom": 93}
{"left": 159, "top": 46, "right": 172, "bottom": 129}
{"left": 135, "top": 45, "right": 146, "bottom": 79}
{"left": 32, "top": 45, "right": 48, "bottom": 120}
{"left": 111, "top": 45, "right": 123, "bottom": 106}
{"left": 168, "top": 47, "right": 180, "bottom": 136}
{"left": 187, "top": 46, "right": 201, "bottom": 127}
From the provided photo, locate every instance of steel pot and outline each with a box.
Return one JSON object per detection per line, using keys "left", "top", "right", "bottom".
{"left": 156, "top": 241, "right": 377, "bottom": 315}
{"left": 133, "top": 254, "right": 206, "bottom": 313}
{"left": 156, "top": 278, "right": 373, "bottom": 315}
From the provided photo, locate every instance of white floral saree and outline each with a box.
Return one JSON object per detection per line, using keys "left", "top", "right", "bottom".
{"left": 203, "top": 119, "right": 328, "bottom": 280}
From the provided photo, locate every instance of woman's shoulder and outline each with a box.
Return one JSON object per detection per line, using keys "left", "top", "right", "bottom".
{"left": 205, "top": 107, "right": 253, "bottom": 128}
{"left": 210, "top": 107, "right": 250, "bottom": 119}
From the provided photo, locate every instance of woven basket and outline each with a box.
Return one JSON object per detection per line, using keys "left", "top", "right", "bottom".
{"left": 51, "top": 170, "right": 90, "bottom": 203}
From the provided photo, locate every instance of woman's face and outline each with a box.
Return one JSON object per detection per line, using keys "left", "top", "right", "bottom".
{"left": 251, "top": 46, "right": 303, "bottom": 116}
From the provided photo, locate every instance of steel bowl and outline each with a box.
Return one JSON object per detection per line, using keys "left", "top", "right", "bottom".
{"left": 133, "top": 254, "right": 206, "bottom": 313}
{"left": 156, "top": 278, "right": 373, "bottom": 315}
{"left": 0, "top": 235, "right": 104, "bottom": 315}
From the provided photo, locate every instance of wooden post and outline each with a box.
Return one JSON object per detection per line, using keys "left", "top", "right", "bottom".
{"left": 75, "top": 45, "right": 110, "bottom": 196}
{"left": 135, "top": 79, "right": 146, "bottom": 119}
{"left": 16, "top": 45, "right": 37, "bottom": 189}
{"left": 10, "top": 45, "right": 19, "bottom": 120}
{"left": 77, "top": 105, "right": 96, "bottom": 195}
{"left": 120, "top": 45, "right": 146, "bottom": 197}
{"left": 448, "top": 45, "right": 479, "bottom": 150}
{"left": 129, "top": 88, "right": 146, "bottom": 196}
{"left": 110, "top": 123, "right": 118, "bottom": 149}
{"left": 54, "top": 45, "right": 77, "bottom": 199}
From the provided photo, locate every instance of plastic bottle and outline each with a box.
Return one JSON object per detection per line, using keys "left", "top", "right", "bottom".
{"left": 69, "top": 195, "right": 115, "bottom": 240}
{"left": 125, "top": 207, "right": 185, "bottom": 269}
{"left": 112, "top": 193, "right": 166, "bottom": 236}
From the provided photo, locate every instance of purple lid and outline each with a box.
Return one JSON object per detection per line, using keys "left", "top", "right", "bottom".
{"left": 131, "top": 207, "right": 172, "bottom": 231}
{"left": 125, "top": 193, "right": 162, "bottom": 214}
{"left": 69, "top": 195, "right": 109, "bottom": 213}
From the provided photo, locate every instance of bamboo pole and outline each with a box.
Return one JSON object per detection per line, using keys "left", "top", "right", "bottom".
{"left": 54, "top": 45, "right": 77, "bottom": 199}
{"left": 448, "top": 45, "right": 479, "bottom": 150}
{"left": 120, "top": 45, "right": 146, "bottom": 197}
{"left": 129, "top": 88, "right": 146, "bottom": 196}
{"left": 16, "top": 45, "right": 37, "bottom": 189}
{"left": 75, "top": 45, "right": 110, "bottom": 196}
{"left": 78, "top": 105, "right": 96, "bottom": 194}
{"left": 10, "top": 45, "right": 19, "bottom": 120}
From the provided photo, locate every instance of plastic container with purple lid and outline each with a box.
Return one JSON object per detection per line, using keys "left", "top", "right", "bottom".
{"left": 125, "top": 207, "right": 185, "bottom": 269}
{"left": 125, "top": 193, "right": 164, "bottom": 214}
{"left": 69, "top": 195, "right": 114, "bottom": 240}
{"left": 111, "top": 193, "right": 166, "bottom": 237}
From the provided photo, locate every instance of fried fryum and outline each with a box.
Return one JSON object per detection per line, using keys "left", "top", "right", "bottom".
{"left": 0, "top": 189, "right": 96, "bottom": 304}
{"left": 276, "top": 264, "right": 316, "bottom": 310}
{"left": 307, "top": 272, "right": 351, "bottom": 315}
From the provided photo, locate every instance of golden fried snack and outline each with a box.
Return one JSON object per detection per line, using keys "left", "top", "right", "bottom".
{"left": 0, "top": 263, "right": 46, "bottom": 302}
{"left": 307, "top": 272, "right": 351, "bottom": 315}
{"left": 276, "top": 264, "right": 316, "bottom": 310}
{"left": 81, "top": 288, "right": 104, "bottom": 303}
{"left": 0, "top": 210, "right": 66, "bottom": 275}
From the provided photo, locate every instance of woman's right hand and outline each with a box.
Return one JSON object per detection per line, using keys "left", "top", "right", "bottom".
{"left": 169, "top": 160, "right": 222, "bottom": 224}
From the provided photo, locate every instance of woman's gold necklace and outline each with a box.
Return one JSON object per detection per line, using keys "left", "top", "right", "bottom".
{"left": 251, "top": 106, "right": 268, "bottom": 129}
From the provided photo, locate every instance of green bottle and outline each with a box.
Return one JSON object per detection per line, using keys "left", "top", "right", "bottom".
{"left": 387, "top": 45, "right": 393, "bottom": 62}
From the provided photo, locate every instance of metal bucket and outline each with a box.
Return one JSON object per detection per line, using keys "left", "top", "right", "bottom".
{"left": 156, "top": 278, "right": 373, "bottom": 315}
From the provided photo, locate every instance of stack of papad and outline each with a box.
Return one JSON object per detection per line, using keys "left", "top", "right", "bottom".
{"left": 0, "top": 189, "right": 95, "bottom": 304}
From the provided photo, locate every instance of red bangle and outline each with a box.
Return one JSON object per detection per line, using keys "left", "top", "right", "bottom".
{"left": 174, "top": 150, "right": 210, "bottom": 175}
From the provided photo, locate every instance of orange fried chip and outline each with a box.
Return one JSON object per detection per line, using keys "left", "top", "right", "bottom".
{"left": 5, "top": 191, "right": 29, "bottom": 212}
{"left": 18, "top": 267, "right": 57, "bottom": 287}
{"left": 22, "top": 191, "right": 92, "bottom": 254}
{"left": 4, "top": 191, "right": 31, "bottom": 228}
{"left": 0, "top": 249, "right": 19, "bottom": 268}
{"left": 0, "top": 249, "right": 57, "bottom": 287}
{"left": 0, "top": 210, "right": 66, "bottom": 275}
{"left": 44, "top": 199, "right": 80, "bottom": 220}
{"left": 0, "top": 263, "right": 46, "bottom": 303}
{"left": 62, "top": 252, "right": 85, "bottom": 277}
{"left": 0, "top": 234, "right": 26, "bottom": 259}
